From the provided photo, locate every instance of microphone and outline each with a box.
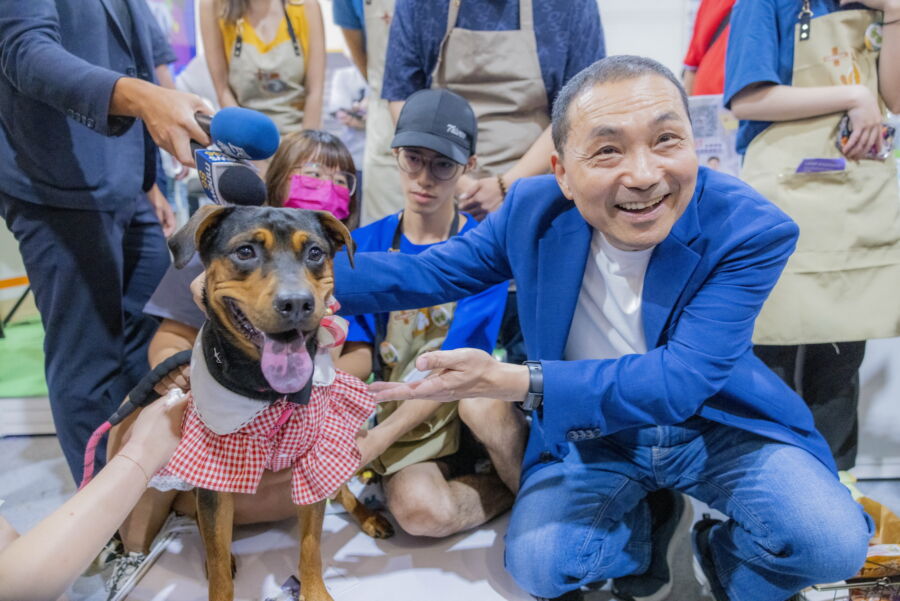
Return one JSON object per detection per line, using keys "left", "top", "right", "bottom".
{"left": 194, "top": 148, "right": 264, "bottom": 206}
{"left": 191, "top": 108, "right": 276, "bottom": 205}
{"left": 196, "top": 107, "right": 280, "bottom": 161}
{"left": 218, "top": 165, "right": 267, "bottom": 206}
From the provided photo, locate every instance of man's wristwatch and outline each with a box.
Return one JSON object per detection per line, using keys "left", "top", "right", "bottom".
{"left": 522, "top": 361, "right": 544, "bottom": 411}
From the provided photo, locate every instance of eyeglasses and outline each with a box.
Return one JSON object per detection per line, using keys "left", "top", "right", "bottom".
{"left": 395, "top": 148, "right": 462, "bottom": 181}
{"left": 296, "top": 163, "right": 357, "bottom": 195}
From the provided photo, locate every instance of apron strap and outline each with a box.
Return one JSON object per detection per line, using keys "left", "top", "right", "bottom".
{"left": 798, "top": 0, "right": 813, "bottom": 42}
{"left": 234, "top": 18, "right": 245, "bottom": 57}
{"left": 433, "top": 0, "right": 461, "bottom": 84}
{"left": 283, "top": 1, "right": 302, "bottom": 57}
{"left": 446, "top": 0, "right": 461, "bottom": 32}
{"left": 519, "top": 0, "right": 533, "bottom": 31}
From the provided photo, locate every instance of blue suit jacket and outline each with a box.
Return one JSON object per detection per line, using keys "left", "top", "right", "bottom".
{"left": 335, "top": 168, "right": 835, "bottom": 478}
{"left": 0, "top": 0, "right": 172, "bottom": 210}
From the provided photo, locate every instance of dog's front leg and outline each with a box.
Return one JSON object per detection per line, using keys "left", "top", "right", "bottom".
{"left": 197, "top": 488, "right": 236, "bottom": 601}
{"left": 297, "top": 500, "right": 332, "bottom": 601}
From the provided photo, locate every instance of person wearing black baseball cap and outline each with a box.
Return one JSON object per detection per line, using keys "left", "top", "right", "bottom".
{"left": 335, "top": 88, "right": 527, "bottom": 538}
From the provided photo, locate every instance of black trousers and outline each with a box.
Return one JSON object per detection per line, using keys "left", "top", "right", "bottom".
{"left": 0, "top": 193, "right": 169, "bottom": 481}
{"left": 754, "top": 341, "right": 866, "bottom": 471}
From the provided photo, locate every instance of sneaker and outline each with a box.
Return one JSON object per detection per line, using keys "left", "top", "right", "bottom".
{"left": 692, "top": 514, "right": 728, "bottom": 601}
{"left": 105, "top": 512, "right": 196, "bottom": 601}
{"left": 693, "top": 515, "right": 807, "bottom": 601}
{"left": 612, "top": 489, "right": 695, "bottom": 601}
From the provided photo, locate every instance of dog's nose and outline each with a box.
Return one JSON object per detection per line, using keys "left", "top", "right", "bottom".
{"left": 273, "top": 291, "right": 315, "bottom": 322}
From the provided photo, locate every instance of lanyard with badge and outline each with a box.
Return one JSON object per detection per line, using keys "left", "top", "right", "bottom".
{"left": 388, "top": 209, "right": 460, "bottom": 252}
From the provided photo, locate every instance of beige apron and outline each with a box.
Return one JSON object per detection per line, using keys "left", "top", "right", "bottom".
{"left": 370, "top": 213, "right": 462, "bottom": 476}
{"left": 360, "top": 0, "right": 404, "bottom": 225}
{"left": 431, "top": 0, "right": 550, "bottom": 177}
{"left": 743, "top": 8, "right": 900, "bottom": 345}
{"left": 227, "top": 2, "right": 307, "bottom": 135}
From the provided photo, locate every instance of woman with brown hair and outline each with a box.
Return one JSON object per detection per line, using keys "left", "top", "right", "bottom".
{"left": 199, "top": 0, "right": 326, "bottom": 134}
{"left": 266, "top": 129, "right": 361, "bottom": 229}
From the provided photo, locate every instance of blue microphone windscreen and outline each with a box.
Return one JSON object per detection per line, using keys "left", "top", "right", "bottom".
{"left": 210, "top": 107, "right": 280, "bottom": 161}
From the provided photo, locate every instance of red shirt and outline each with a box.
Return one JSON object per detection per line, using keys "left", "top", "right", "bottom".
{"left": 683, "top": 0, "right": 736, "bottom": 96}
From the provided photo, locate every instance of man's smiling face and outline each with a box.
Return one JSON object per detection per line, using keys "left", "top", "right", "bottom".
{"left": 552, "top": 74, "right": 698, "bottom": 251}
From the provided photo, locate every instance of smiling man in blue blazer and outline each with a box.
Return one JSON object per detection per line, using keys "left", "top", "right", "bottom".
{"left": 334, "top": 56, "right": 873, "bottom": 601}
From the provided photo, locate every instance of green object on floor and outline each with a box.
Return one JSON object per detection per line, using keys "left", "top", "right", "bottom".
{"left": 0, "top": 319, "right": 47, "bottom": 397}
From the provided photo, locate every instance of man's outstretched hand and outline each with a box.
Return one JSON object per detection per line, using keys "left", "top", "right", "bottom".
{"left": 368, "top": 348, "right": 529, "bottom": 404}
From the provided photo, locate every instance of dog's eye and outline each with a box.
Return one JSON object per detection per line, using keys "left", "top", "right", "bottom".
{"left": 308, "top": 246, "right": 324, "bottom": 262}
{"left": 234, "top": 245, "right": 256, "bottom": 261}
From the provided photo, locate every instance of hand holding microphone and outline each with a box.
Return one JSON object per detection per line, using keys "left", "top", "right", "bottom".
{"left": 110, "top": 78, "right": 212, "bottom": 167}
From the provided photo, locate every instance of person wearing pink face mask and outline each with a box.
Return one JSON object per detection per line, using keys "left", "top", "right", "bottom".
{"left": 266, "top": 128, "right": 361, "bottom": 229}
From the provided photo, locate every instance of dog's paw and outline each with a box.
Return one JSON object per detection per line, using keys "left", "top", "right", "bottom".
{"left": 360, "top": 513, "right": 395, "bottom": 539}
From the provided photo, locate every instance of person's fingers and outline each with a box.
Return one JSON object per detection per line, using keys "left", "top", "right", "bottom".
{"left": 457, "top": 179, "right": 481, "bottom": 202}
{"left": 160, "top": 202, "right": 176, "bottom": 237}
{"left": 170, "top": 129, "right": 197, "bottom": 168}
{"left": 188, "top": 98, "right": 213, "bottom": 145}
{"left": 368, "top": 381, "right": 418, "bottom": 402}
{"left": 843, "top": 126, "right": 864, "bottom": 159}
{"left": 414, "top": 349, "right": 471, "bottom": 372}
{"left": 190, "top": 272, "right": 207, "bottom": 314}
{"left": 864, "top": 125, "right": 881, "bottom": 159}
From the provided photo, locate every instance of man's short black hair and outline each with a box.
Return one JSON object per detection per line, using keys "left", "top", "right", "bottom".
{"left": 551, "top": 55, "right": 691, "bottom": 155}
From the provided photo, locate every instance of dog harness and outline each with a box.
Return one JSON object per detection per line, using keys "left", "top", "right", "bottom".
{"left": 150, "top": 314, "right": 376, "bottom": 505}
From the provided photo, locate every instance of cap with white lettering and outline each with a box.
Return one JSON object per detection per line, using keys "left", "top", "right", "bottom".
{"left": 391, "top": 89, "right": 477, "bottom": 164}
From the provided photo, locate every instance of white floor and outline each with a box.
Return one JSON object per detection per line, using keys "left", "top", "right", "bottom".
{"left": 126, "top": 513, "right": 532, "bottom": 601}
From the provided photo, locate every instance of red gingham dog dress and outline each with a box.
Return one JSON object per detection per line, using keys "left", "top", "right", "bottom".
{"left": 151, "top": 314, "right": 376, "bottom": 505}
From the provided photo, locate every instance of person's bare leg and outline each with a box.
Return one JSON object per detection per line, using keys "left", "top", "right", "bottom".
{"left": 0, "top": 516, "right": 18, "bottom": 552}
{"left": 458, "top": 397, "right": 527, "bottom": 493}
{"left": 384, "top": 461, "right": 513, "bottom": 538}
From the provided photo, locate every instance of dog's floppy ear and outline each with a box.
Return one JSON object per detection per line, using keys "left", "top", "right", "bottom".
{"left": 316, "top": 211, "right": 355, "bottom": 267}
{"left": 168, "top": 205, "right": 232, "bottom": 269}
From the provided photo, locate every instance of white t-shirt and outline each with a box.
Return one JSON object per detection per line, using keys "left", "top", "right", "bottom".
{"left": 564, "top": 230, "right": 655, "bottom": 361}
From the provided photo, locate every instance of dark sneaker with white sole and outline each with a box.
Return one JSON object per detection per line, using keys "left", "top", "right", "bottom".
{"left": 691, "top": 514, "right": 728, "bottom": 601}
{"left": 692, "top": 514, "right": 807, "bottom": 601}
{"left": 612, "top": 489, "right": 697, "bottom": 601}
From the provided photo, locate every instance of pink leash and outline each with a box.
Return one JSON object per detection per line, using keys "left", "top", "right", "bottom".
{"left": 79, "top": 421, "right": 112, "bottom": 490}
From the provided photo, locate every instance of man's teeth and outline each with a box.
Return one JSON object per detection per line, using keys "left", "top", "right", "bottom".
{"left": 618, "top": 197, "right": 665, "bottom": 211}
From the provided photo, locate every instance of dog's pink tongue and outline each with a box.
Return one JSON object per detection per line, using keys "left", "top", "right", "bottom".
{"left": 260, "top": 333, "right": 312, "bottom": 394}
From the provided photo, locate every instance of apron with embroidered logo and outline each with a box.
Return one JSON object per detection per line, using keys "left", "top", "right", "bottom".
{"left": 227, "top": 1, "right": 308, "bottom": 135}
{"left": 743, "top": 7, "right": 900, "bottom": 345}
{"left": 360, "top": 0, "right": 405, "bottom": 224}
{"left": 431, "top": 0, "right": 550, "bottom": 177}
{"left": 370, "top": 213, "right": 462, "bottom": 476}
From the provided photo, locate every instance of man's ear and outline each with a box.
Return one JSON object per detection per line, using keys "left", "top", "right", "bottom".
{"left": 168, "top": 205, "right": 232, "bottom": 269}
{"left": 316, "top": 211, "right": 355, "bottom": 267}
{"left": 551, "top": 152, "right": 574, "bottom": 200}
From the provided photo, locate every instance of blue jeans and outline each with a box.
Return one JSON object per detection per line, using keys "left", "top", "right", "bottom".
{"left": 505, "top": 417, "right": 873, "bottom": 601}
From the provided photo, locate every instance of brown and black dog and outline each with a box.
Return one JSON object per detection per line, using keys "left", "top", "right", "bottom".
{"left": 164, "top": 204, "right": 393, "bottom": 601}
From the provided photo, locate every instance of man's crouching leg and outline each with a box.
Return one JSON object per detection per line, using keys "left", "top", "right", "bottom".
{"left": 685, "top": 426, "right": 874, "bottom": 601}
{"left": 505, "top": 454, "right": 652, "bottom": 599}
